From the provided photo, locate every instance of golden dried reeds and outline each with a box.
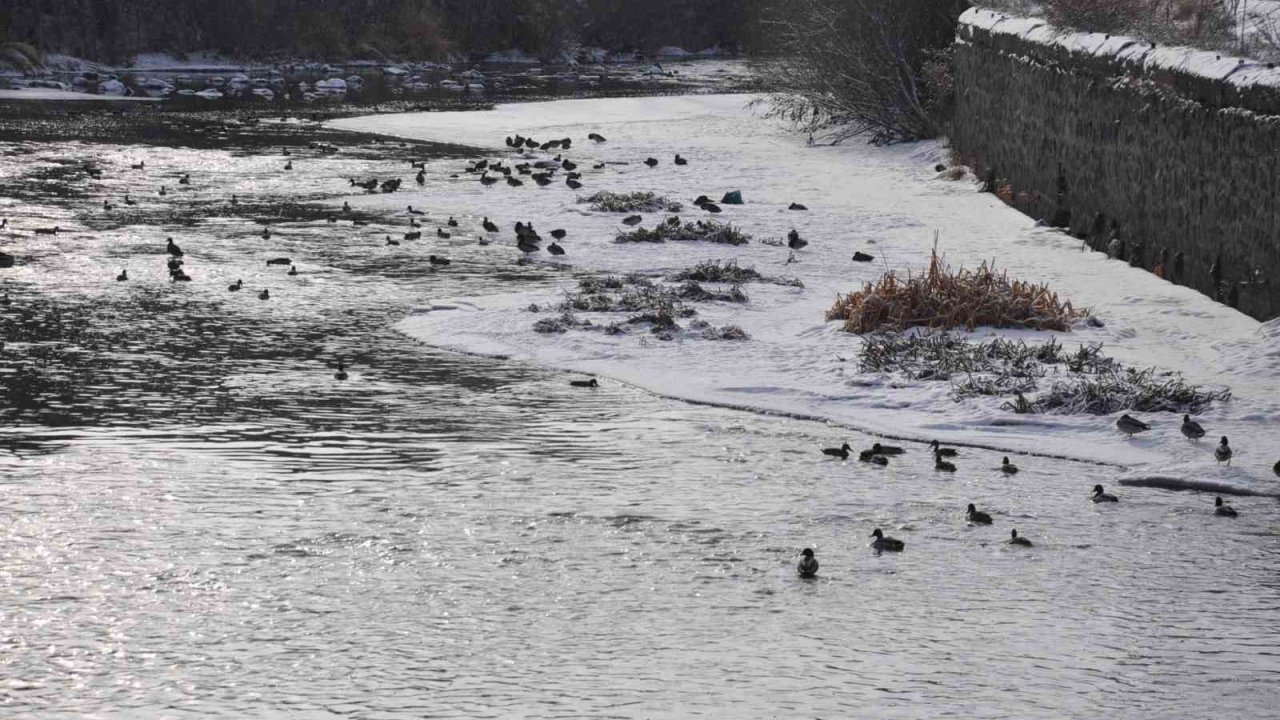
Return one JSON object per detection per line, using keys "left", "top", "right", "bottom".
{"left": 827, "top": 251, "right": 1086, "bottom": 333}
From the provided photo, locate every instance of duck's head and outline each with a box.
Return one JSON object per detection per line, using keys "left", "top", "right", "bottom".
{"left": 870, "top": 528, "right": 884, "bottom": 539}
{"left": 842, "top": 443, "right": 851, "bottom": 451}
{"left": 1011, "top": 529, "right": 1019, "bottom": 539}
{"left": 1092, "top": 484, "right": 1104, "bottom": 495}
{"left": 1183, "top": 414, "right": 1191, "bottom": 422}
{"left": 929, "top": 439, "right": 939, "bottom": 449}
{"left": 801, "top": 548, "right": 814, "bottom": 558}
{"left": 872, "top": 443, "right": 883, "bottom": 452}
{"left": 1220, "top": 436, "right": 1229, "bottom": 446}
{"left": 967, "top": 503, "right": 977, "bottom": 513}
{"left": 1002, "top": 456, "right": 1010, "bottom": 464}
{"left": 1215, "top": 496, "right": 1225, "bottom": 507}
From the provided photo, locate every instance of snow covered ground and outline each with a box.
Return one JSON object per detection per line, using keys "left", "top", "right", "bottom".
{"left": 329, "top": 95, "right": 1280, "bottom": 488}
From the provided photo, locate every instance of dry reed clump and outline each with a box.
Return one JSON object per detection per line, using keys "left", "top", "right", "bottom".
{"left": 827, "top": 251, "right": 1086, "bottom": 333}
{"left": 579, "top": 191, "right": 682, "bottom": 213}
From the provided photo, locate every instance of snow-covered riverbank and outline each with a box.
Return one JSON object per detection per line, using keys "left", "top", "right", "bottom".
{"left": 329, "top": 95, "right": 1280, "bottom": 486}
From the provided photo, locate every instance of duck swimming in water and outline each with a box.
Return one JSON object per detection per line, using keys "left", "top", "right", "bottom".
{"left": 228, "top": 279, "right": 243, "bottom": 292}
{"left": 1091, "top": 484, "right": 1118, "bottom": 503}
{"left": 966, "top": 503, "right": 993, "bottom": 524}
{"left": 1181, "top": 414, "right": 1206, "bottom": 440}
{"left": 797, "top": 548, "right": 818, "bottom": 578}
{"left": 287, "top": 265, "right": 298, "bottom": 276}
{"left": 1117, "top": 414, "right": 1150, "bottom": 437}
{"left": 934, "top": 453, "right": 957, "bottom": 472}
{"left": 870, "top": 442, "right": 904, "bottom": 455}
{"left": 334, "top": 363, "right": 348, "bottom": 381}
{"left": 1001, "top": 457, "right": 1019, "bottom": 475}
{"left": 644, "top": 157, "right": 658, "bottom": 168}
{"left": 859, "top": 450, "right": 888, "bottom": 465}
{"left": 258, "top": 289, "right": 270, "bottom": 300}
{"left": 1214, "top": 496, "right": 1237, "bottom": 517}
{"left": 1008, "top": 529, "right": 1033, "bottom": 547}
{"left": 1274, "top": 461, "right": 1280, "bottom": 478}
{"left": 116, "top": 269, "right": 128, "bottom": 281}
{"left": 622, "top": 215, "right": 643, "bottom": 226}
{"left": 674, "top": 154, "right": 688, "bottom": 166}
{"left": 929, "top": 440, "right": 957, "bottom": 457}
{"left": 166, "top": 238, "right": 183, "bottom": 257}
{"left": 1215, "top": 436, "right": 1232, "bottom": 465}
{"left": 482, "top": 217, "right": 499, "bottom": 233}
{"left": 570, "top": 378, "right": 599, "bottom": 388}
{"left": 786, "top": 229, "right": 807, "bottom": 251}
{"left": 870, "top": 528, "right": 904, "bottom": 552}
{"left": 822, "top": 443, "right": 852, "bottom": 460}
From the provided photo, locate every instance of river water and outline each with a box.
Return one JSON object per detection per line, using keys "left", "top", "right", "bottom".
{"left": 1, "top": 109, "right": 1278, "bottom": 719}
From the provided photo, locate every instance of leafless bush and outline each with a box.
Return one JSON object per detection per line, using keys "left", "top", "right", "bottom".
{"left": 753, "top": 0, "right": 966, "bottom": 144}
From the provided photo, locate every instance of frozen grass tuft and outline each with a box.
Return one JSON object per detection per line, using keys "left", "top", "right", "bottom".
{"left": 615, "top": 219, "right": 750, "bottom": 245}
{"left": 828, "top": 251, "right": 1086, "bottom": 333}
{"left": 859, "top": 332, "right": 1230, "bottom": 415}
{"left": 580, "top": 191, "right": 683, "bottom": 213}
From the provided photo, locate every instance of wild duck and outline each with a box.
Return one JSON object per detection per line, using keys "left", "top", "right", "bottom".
{"left": 103, "top": 200, "right": 114, "bottom": 211}
{"left": 1001, "top": 457, "right": 1019, "bottom": 475}
{"left": 674, "top": 154, "right": 688, "bottom": 166}
{"left": 929, "top": 440, "right": 957, "bottom": 457}
{"left": 334, "top": 363, "right": 348, "bottom": 381}
{"left": 258, "top": 289, "right": 270, "bottom": 300}
{"left": 437, "top": 228, "right": 451, "bottom": 239}
{"left": 228, "top": 279, "right": 243, "bottom": 292}
{"left": 1091, "top": 484, "right": 1118, "bottom": 503}
{"left": 481, "top": 174, "right": 499, "bottom": 186}
{"left": 644, "top": 158, "right": 658, "bottom": 167}
{"left": 416, "top": 170, "right": 425, "bottom": 185}
{"left": 287, "top": 265, "right": 298, "bottom": 276}
{"left": 428, "top": 255, "right": 451, "bottom": 266}
{"left": 1214, "top": 496, "right": 1237, "bottom": 517}
{"left": 408, "top": 205, "right": 425, "bottom": 215}
{"left": 1215, "top": 436, "right": 1232, "bottom": 465}
{"left": 482, "top": 217, "right": 499, "bottom": 233}
{"left": 550, "top": 229, "right": 567, "bottom": 240}
{"left": 622, "top": 215, "right": 643, "bottom": 226}
{"left": 870, "top": 528, "right": 904, "bottom": 552}
{"left": 506, "top": 176, "right": 524, "bottom": 187}
{"left": 1181, "top": 415, "right": 1205, "bottom": 440}
{"left": 935, "top": 453, "right": 957, "bottom": 472}
{"left": 966, "top": 504, "right": 993, "bottom": 524}
{"left": 797, "top": 548, "right": 819, "bottom": 578}
{"left": 1008, "top": 529, "right": 1033, "bottom": 547}
{"left": 166, "top": 238, "right": 183, "bottom": 257}
{"left": 124, "top": 194, "right": 137, "bottom": 206}
{"left": 852, "top": 251, "right": 875, "bottom": 262}
{"left": 266, "top": 257, "right": 291, "bottom": 266}
{"left": 386, "top": 237, "right": 400, "bottom": 246}
{"left": 447, "top": 217, "right": 458, "bottom": 227}
{"left": 859, "top": 450, "right": 889, "bottom": 465}
{"left": 789, "top": 202, "right": 808, "bottom": 211}
{"left": 158, "top": 186, "right": 167, "bottom": 197}
{"left": 787, "top": 230, "right": 807, "bottom": 251}
{"left": 116, "top": 269, "right": 128, "bottom": 281}
{"left": 871, "top": 443, "right": 904, "bottom": 456}
{"left": 547, "top": 242, "right": 565, "bottom": 256}
{"left": 179, "top": 174, "right": 190, "bottom": 185}
{"left": 588, "top": 133, "right": 607, "bottom": 143}
{"left": 1117, "top": 414, "right": 1150, "bottom": 436}
{"left": 34, "top": 227, "right": 59, "bottom": 235}
{"left": 405, "top": 231, "right": 422, "bottom": 241}
{"left": 570, "top": 378, "right": 599, "bottom": 388}
{"left": 822, "top": 443, "right": 852, "bottom": 460}
{"left": 566, "top": 178, "right": 583, "bottom": 190}
{"left": 284, "top": 161, "right": 293, "bottom": 170}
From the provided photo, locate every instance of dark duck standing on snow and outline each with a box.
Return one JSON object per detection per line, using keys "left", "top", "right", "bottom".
{"left": 1215, "top": 436, "right": 1233, "bottom": 465}
{"left": 797, "top": 549, "right": 819, "bottom": 578}
{"left": 1181, "top": 414, "right": 1206, "bottom": 440}
{"left": 1117, "top": 414, "right": 1150, "bottom": 436}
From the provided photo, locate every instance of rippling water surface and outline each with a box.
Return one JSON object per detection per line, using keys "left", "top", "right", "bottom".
{"left": 1, "top": 121, "right": 1278, "bottom": 719}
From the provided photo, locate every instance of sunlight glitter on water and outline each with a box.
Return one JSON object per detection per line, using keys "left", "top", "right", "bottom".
{"left": 1, "top": 125, "right": 1279, "bottom": 719}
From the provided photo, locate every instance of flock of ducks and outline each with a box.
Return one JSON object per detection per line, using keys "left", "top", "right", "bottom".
{"left": 795, "top": 415, "right": 1268, "bottom": 576}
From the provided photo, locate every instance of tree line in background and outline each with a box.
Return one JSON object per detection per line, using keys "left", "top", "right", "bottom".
{"left": 0, "top": 0, "right": 763, "bottom": 64}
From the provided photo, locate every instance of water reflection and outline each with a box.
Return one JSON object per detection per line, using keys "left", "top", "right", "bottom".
{"left": 1, "top": 122, "right": 1279, "bottom": 719}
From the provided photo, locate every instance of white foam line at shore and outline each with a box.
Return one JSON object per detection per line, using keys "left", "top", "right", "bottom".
{"left": 330, "top": 94, "right": 1280, "bottom": 487}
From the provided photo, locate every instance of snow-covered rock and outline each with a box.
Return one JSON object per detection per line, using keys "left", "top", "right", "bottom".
{"left": 383, "top": 66, "right": 409, "bottom": 77}
{"left": 251, "top": 88, "right": 275, "bottom": 101}
{"left": 656, "top": 46, "right": 692, "bottom": 58}
{"left": 98, "top": 79, "right": 127, "bottom": 95}
{"left": 194, "top": 88, "right": 223, "bottom": 100}
{"left": 315, "top": 77, "right": 348, "bottom": 95}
